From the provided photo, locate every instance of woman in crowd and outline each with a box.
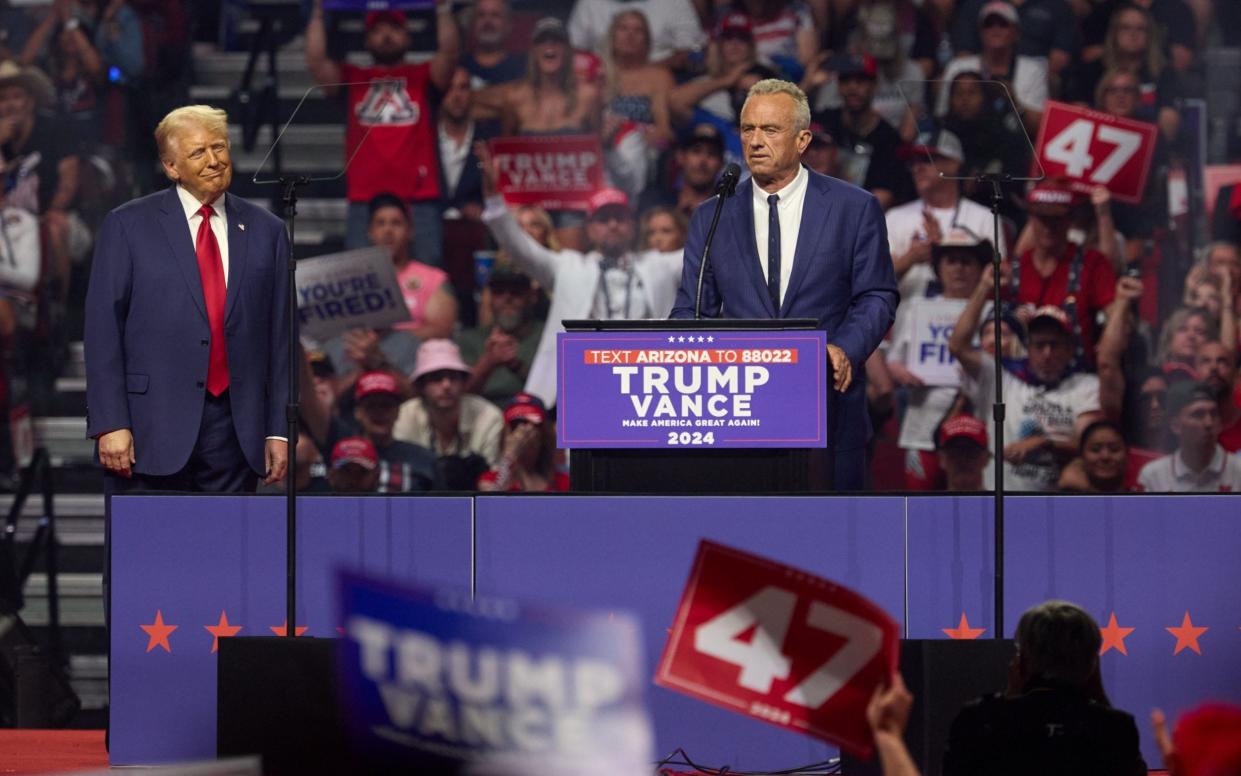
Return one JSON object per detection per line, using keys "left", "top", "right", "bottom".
{"left": 477, "top": 393, "right": 568, "bottom": 492}
{"left": 498, "top": 17, "right": 599, "bottom": 137}
{"left": 1181, "top": 261, "right": 1236, "bottom": 351}
{"left": 601, "top": 10, "right": 675, "bottom": 198}
{"left": 1066, "top": 4, "right": 1180, "bottom": 141}
{"left": 641, "top": 206, "right": 688, "bottom": 253}
{"left": 1058, "top": 420, "right": 1137, "bottom": 492}
{"left": 1155, "top": 307, "right": 1215, "bottom": 378}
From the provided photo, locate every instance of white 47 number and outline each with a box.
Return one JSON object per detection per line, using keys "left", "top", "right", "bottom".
{"left": 692, "top": 585, "right": 884, "bottom": 709}
{"left": 1044, "top": 118, "right": 1142, "bottom": 185}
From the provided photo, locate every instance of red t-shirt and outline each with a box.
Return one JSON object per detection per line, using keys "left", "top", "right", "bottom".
{"left": 1011, "top": 244, "right": 1116, "bottom": 358}
{"left": 341, "top": 62, "right": 441, "bottom": 203}
{"left": 1219, "top": 414, "right": 1241, "bottom": 453}
{"left": 1125, "top": 446, "right": 1162, "bottom": 489}
{"left": 477, "top": 470, "right": 571, "bottom": 492}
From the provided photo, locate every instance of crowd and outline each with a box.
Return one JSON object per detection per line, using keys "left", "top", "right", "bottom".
{"left": 3, "top": 0, "right": 1241, "bottom": 493}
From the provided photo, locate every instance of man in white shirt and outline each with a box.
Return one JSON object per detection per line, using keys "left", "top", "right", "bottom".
{"left": 568, "top": 0, "right": 706, "bottom": 68}
{"left": 1138, "top": 381, "right": 1241, "bottom": 492}
{"left": 887, "top": 128, "right": 1005, "bottom": 303}
{"left": 936, "top": 1, "right": 1048, "bottom": 127}
{"left": 950, "top": 272, "right": 1102, "bottom": 491}
{"left": 479, "top": 164, "right": 682, "bottom": 406}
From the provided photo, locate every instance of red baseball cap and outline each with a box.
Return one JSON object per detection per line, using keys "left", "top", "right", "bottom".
{"left": 355, "top": 371, "right": 402, "bottom": 401}
{"left": 716, "top": 13, "right": 754, "bottom": 40}
{"left": 1028, "top": 305, "right": 1074, "bottom": 336}
{"left": 365, "top": 10, "right": 406, "bottom": 31}
{"left": 1026, "top": 178, "right": 1084, "bottom": 216}
{"left": 937, "top": 415, "right": 989, "bottom": 450}
{"left": 331, "top": 436, "right": 379, "bottom": 470}
{"left": 503, "top": 392, "right": 547, "bottom": 426}
{"left": 587, "top": 187, "right": 631, "bottom": 218}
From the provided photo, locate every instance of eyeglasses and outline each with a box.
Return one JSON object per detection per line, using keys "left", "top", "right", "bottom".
{"left": 1104, "top": 85, "right": 1139, "bottom": 95}
{"left": 981, "top": 16, "right": 1013, "bottom": 28}
{"left": 1139, "top": 390, "right": 1167, "bottom": 405}
{"left": 590, "top": 212, "right": 629, "bottom": 225}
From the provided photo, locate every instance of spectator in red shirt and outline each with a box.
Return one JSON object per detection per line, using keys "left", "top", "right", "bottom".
{"left": 305, "top": 2, "right": 459, "bottom": 266}
{"left": 1009, "top": 180, "right": 1116, "bottom": 365}
{"left": 477, "top": 392, "right": 568, "bottom": 492}
{"left": 1196, "top": 341, "right": 1241, "bottom": 453}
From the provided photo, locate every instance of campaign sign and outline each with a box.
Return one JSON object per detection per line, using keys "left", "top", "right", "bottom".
{"left": 296, "top": 246, "right": 410, "bottom": 341}
{"left": 557, "top": 330, "right": 828, "bottom": 449}
{"left": 1034, "top": 101, "right": 1158, "bottom": 204}
{"left": 336, "top": 570, "right": 653, "bottom": 774}
{"left": 490, "top": 136, "right": 605, "bottom": 212}
{"left": 655, "top": 541, "right": 900, "bottom": 758}
{"left": 905, "top": 298, "right": 967, "bottom": 386}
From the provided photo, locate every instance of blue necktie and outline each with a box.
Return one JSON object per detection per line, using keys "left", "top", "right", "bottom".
{"left": 767, "top": 193, "right": 781, "bottom": 314}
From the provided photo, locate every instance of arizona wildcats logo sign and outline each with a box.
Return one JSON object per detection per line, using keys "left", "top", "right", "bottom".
{"left": 356, "top": 79, "right": 420, "bottom": 126}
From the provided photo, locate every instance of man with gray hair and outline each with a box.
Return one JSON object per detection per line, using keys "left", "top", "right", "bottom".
{"left": 85, "top": 104, "right": 289, "bottom": 492}
{"left": 671, "top": 78, "right": 899, "bottom": 490}
{"left": 943, "top": 600, "right": 1146, "bottom": 776}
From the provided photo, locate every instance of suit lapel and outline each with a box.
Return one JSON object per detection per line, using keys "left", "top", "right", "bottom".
{"left": 223, "top": 194, "right": 249, "bottom": 324}
{"left": 158, "top": 187, "right": 208, "bottom": 323}
{"left": 780, "top": 171, "right": 832, "bottom": 316}
{"left": 732, "top": 180, "right": 777, "bottom": 317}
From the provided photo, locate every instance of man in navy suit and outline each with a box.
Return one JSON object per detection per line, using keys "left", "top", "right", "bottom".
{"left": 85, "top": 105, "right": 289, "bottom": 492}
{"left": 671, "top": 79, "right": 899, "bottom": 490}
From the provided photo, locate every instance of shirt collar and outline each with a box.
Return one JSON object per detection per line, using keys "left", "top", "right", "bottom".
{"left": 752, "top": 164, "right": 808, "bottom": 207}
{"left": 1172, "top": 444, "right": 1227, "bottom": 480}
{"left": 176, "top": 185, "right": 225, "bottom": 220}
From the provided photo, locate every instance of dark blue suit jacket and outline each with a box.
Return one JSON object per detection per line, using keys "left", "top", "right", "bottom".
{"left": 671, "top": 169, "right": 898, "bottom": 452}
{"left": 84, "top": 187, "right": 290, "bottom": 476}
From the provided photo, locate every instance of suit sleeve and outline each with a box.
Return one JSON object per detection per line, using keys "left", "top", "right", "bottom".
{"left": 267, "top": 226, "right": 291, "bottom": 439}
{"left": 670, "top": 199, "right": 721, "bottom": 319}
{"left": 830, "top": 196, "right": 899, "bottom": 368}
{"left": 83, "top": 211, "right": 133, "bottom": 438}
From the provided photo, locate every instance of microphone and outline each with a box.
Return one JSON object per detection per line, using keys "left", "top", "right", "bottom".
{"left": 695, "top": 163, "right": 743, "bottom": 319}
{"left": 716, "top": 163, "right": 741, "bottom": 197}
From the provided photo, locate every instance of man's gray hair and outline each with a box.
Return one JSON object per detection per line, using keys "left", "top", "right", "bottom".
{"left": 744, "top": 79, "right": 811, "bottom": 132}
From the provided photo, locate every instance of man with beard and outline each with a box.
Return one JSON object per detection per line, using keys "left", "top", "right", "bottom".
{"left": 1137, "top": 381, "right": 1241, "bottom": 492}
{"left": 306, "top": 1, "right": 459, "bottom": 264}
{"left": 638, "top": 124, "right": 725, "bottom": 216}
{"left": 457, "top": 268, "right": 544, "bottom": 409}
{"left": 1195, "top": 341, "right": 1241, "bottom": 452}
{"left": 460, "top": 0, "right": 524, "bottom": 86}
{"left": 951, "top": 271, "right": 1103, "bottom": 492}
{"left": 812, "top": 53, "right": 911, "bottom": 209}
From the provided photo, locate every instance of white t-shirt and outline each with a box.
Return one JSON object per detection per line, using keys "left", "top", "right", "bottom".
{"left": 887, "top": 196, "right": 1006, "bottom": 304}
{"left": 935, "top": 55, "right": 1049, "bottom": 117}
{"left": 888, "top": 298, "right": 968, "bottom": 451}
{"left": 967, "top": 353, "right": 1101, "bottom": 492}
{"left": 1137, "top": 446, "right": 1241, "bottom": 493}
{"left": 568, "top": 0, "right": 707, "bottom": 63}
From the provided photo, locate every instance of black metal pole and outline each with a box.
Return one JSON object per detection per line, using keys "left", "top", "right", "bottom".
{"left": 986, "top": 177, "right": 1005, "bottom": 639}
{"left": 693, "top": 164, "right": 740, "bottom": 319}
{"left": 280, "top": 176, "right": 306, "bottom": 639}
{"left": 39, "top": 451, "right": 62, "bottom": 660}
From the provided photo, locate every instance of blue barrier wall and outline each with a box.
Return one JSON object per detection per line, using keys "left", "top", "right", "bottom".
{"left": 110, "top": 494, "right": 1241, "bottom": 768}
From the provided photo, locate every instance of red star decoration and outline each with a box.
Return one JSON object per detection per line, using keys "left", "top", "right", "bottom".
{"left": 270, "top": 620, "right": 308, "bottom": 637}
{"left": 1099, "top": 613, "right": 1135, "bottom": 656}
{"left": 943, "top": 612, "right": 986, "bottom": 640}
{"left": 1166, "top": 612, "right": 1208, "bottom": 655}
{"left": 204, "top": 611, "right": 243, "bottom": 653}
{"left": 140, "top": 610, "right": 178, "bottom": 653}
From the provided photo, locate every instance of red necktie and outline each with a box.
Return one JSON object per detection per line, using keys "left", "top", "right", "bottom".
{"left": 195, "top": 203, "right": 230, "bottom": 396}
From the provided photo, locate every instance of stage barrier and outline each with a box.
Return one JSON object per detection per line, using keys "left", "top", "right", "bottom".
{"left": 110, "top": 494, "right": 1241, "bottom": 768}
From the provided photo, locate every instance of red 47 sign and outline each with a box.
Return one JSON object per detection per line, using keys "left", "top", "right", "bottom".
{"left": 655, "top": 541, "right": 900, "bottom": 757}
{"left": 1034, "top": 100, "right": 1158, "bottom": 204}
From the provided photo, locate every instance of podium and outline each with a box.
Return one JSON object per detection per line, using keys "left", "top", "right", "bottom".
{"left": 559, "top": 319, "right": 830, "bottom": 493}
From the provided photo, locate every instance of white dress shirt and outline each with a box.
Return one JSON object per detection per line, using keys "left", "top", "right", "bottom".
{"left": 752, "top": 164, "right": 808, "bottom": 308}
{"left": 176, "top": 185, "right": 230, "bottom": 284}
{"left": 438, "top": 119, "right": 474, "bottom": 198}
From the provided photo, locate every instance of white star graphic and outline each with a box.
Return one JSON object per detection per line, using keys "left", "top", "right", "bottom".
{"left": 678, "top": 336, "right": 686, "bottom": 343}
{"left": 667, "top": 335, "right": 676, "bottom": 343}
{"left": 706, "top": 336, "right": 714, "bottom": 342}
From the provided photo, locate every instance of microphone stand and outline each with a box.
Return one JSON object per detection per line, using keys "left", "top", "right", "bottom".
{"left": 279, "top": 175, "right": 308, "bottom": 639}
{"left": 978, "top": 173, "right": 1008, "bottom": 640}
{"left": 694, "top": 172, "right": 740, "bottom": 320}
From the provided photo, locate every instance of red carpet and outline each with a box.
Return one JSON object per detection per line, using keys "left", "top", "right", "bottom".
{"left": 0, "top": 730, "right": 107, "bottom": 774}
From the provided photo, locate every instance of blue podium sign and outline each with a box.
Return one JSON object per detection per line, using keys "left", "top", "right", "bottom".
{"left": 557, "top": 330, "right": 828, "bottom": 449}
